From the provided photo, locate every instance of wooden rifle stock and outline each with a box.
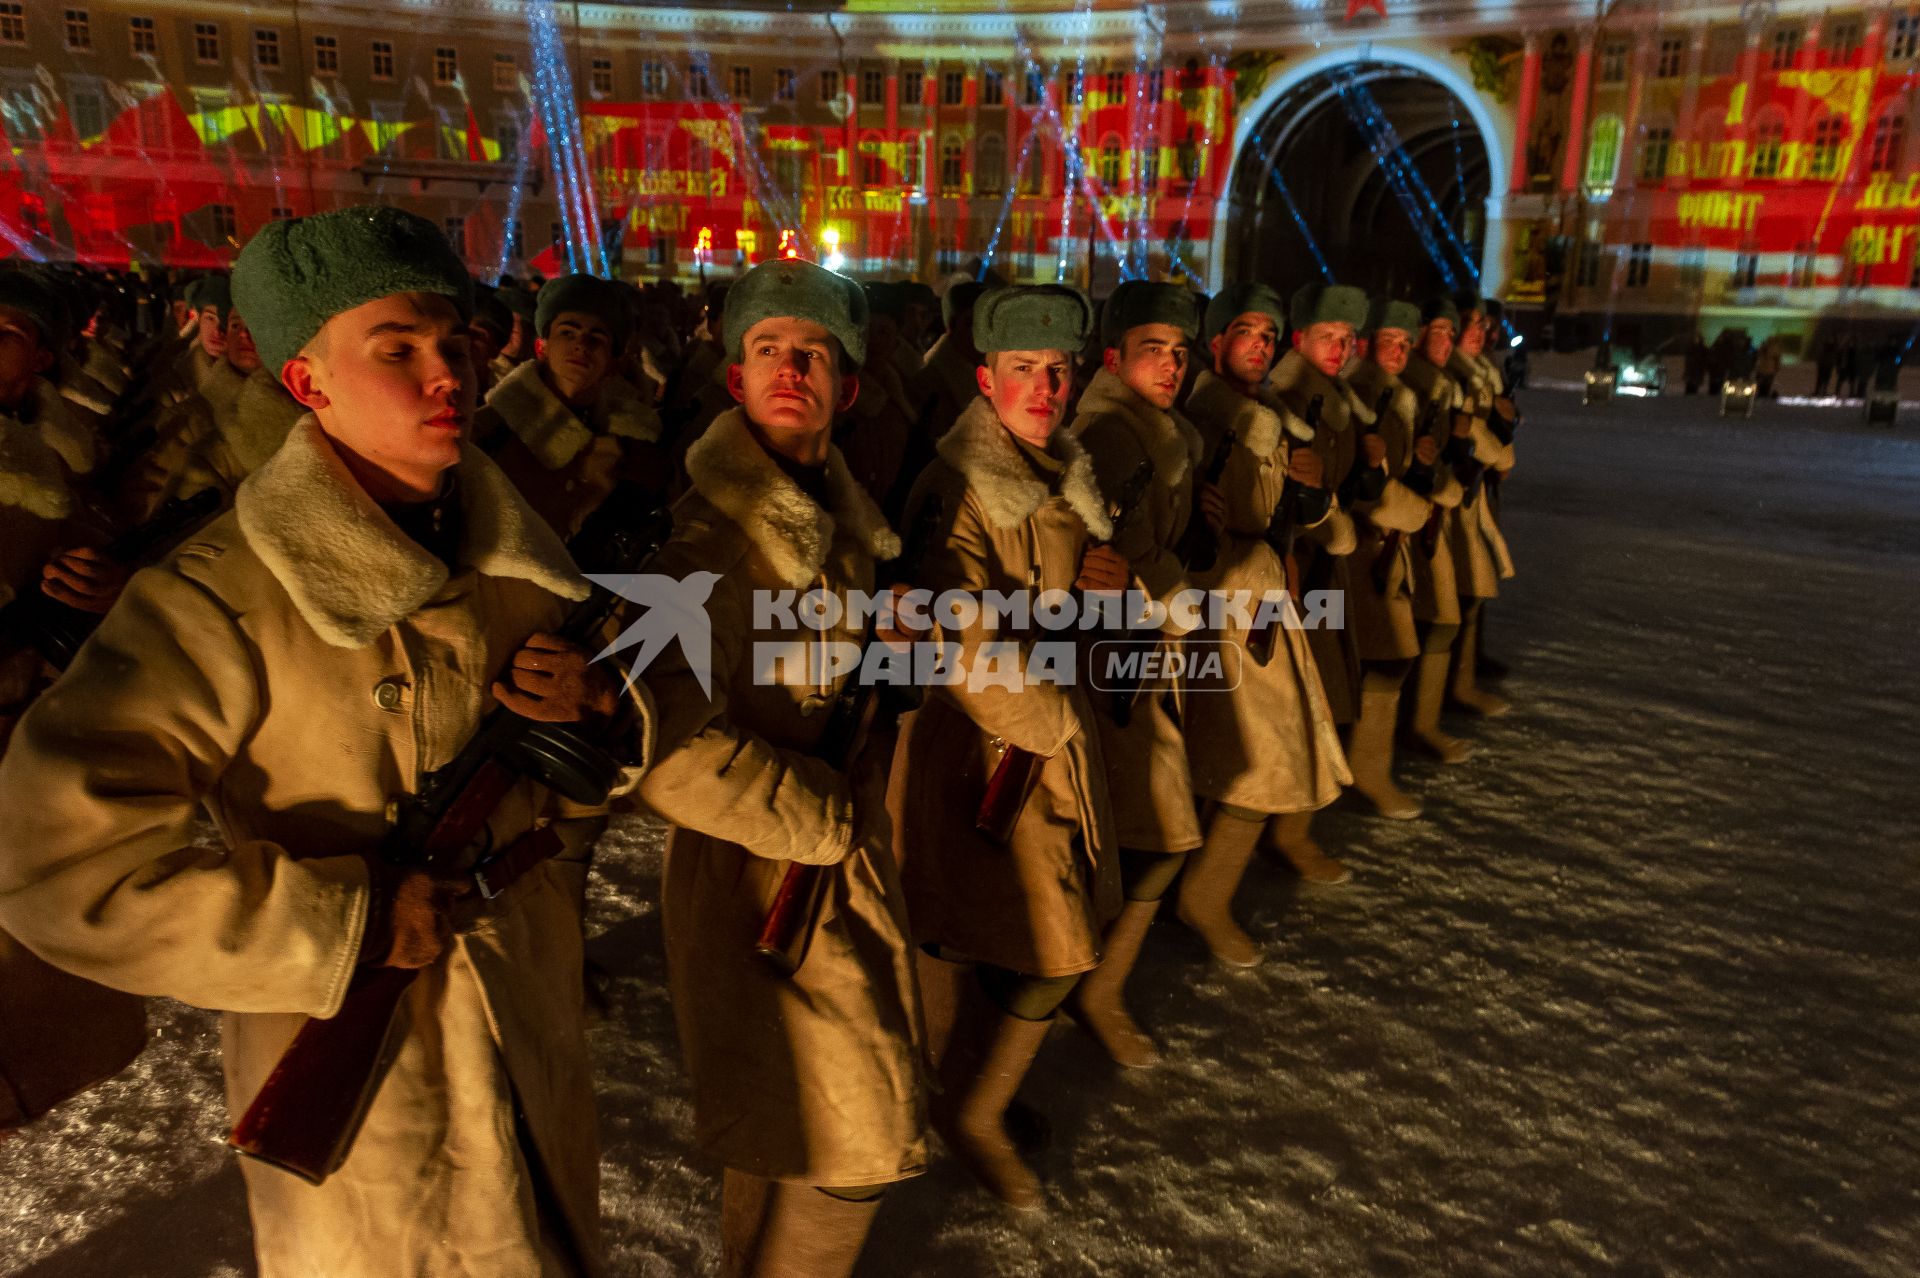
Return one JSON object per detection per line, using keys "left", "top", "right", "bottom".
{"left": 228, "top": 500, "right": 671, "bottom": 1183}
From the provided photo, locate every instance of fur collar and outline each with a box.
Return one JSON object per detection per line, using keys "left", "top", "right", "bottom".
{"left": 683, "top": 408, "right": 901, "bottom": 588}
{"left": 1345, "top": 361, "right": 1420, "bottom": 437}
{"left": 937, "top": 395, "right": 1111, "bottom": 540}
{"left": 1402, "top": 354, "right": 1465, "bottom": 409}
{"left": 1185, "top": 369, "right": 1314, "bottom": 459}
{"left": 922, "top": 333, "right": 982, "bottom": 416}
{"left": 236, "top": 416, "right": 587, "bottom": 649}
{"left": 0, "top": 414, "right": 72, "bottom": 519}
{"left": 223, "top": 368, "right": 305, "bottom": 475}
{"left": 26, "top": 378, "right": 97, "bottom": 477}
{"left": 485, "top": 360, "right": 662, "bottom": 471}
{"left": 1073, "top": 368, "right": 1203, "bottom": 486}
{"left": 1270, "top": 349, "right": 1377, "bottom": 430}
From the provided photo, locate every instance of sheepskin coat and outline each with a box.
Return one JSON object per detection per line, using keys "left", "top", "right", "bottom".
{"left": 637, "top": 407, "right": 927, "bottom": 1187}
{"left": 1397, "top": 355, "right": 1468, "bottom": 627}
{"left": 114, "top": 358, "right": 254, "bottom": 525}
{"left": 892, "top": 396, "right": 1122, "bottom": 977}
{"left": 477, "top": 360, "right": 664, "bottom": 544}
{"left": 1180, "top": 371, "right": 1351, "bottom": 815}
{"left": 0, "top": 414, "right": 643, "bottom": 1278}
{"left": 1067, "top": 368, "right": 1205, "bottom": 855}
{"left": 0, "top": 406, "right": 75, "bottom": 732}
{"left": 1444, "top": 351, "right": 1517, "bottom": 600}
{"left": 1345, "top": 360, "right": 1446, "bottom": 661}
{"left": 1269, "top": 350, "right": 1365, "bottom": 724}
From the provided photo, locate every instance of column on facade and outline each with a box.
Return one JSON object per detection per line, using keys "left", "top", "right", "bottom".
{"left": 1560, "top": 27, "right": 1596, "bottom": 192}
{"left": 1510, "top": 33, "right": 1542, "bottom": 194}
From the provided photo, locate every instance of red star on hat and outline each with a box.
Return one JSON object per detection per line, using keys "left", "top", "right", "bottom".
{"left": 1345, "top": 0, "right": 1387, "bottom": 18}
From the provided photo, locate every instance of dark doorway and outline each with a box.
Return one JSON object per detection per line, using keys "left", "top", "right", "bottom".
{"left": 1226, "top": 63, "right": 1491, "bottom": 304}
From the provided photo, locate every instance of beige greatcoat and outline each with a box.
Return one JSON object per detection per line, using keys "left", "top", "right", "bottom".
{"left": 119, "top": 366, "right": 303, "bottom": 526}
{"left": 1396, "top": 355, "right": 1468, "bottom": 627}
{"left": 0, "top": 416, "right": 645, "bottom": 1277}
{"left": 1269, "top": 350, "right": 1366, "bottom": 723}
{"left": 637, "top": 408, "right": 927, "bottom": 1188}
{"left": 476, "top": 360, "right": 665, "bottom": 544}
{"left": 1344, "top": 360, "right": 1445, "bottom": 661}
{"left": 1445, "top": 350, "right": 1517, "bottom": 600}
{"left": 1068, "top": 368, "right": 1206, "bottom": 855}
{"left": 1181, "top": 371, "right": 1351, "bottom": 815}
{"left": 893, "top": 396, "right": 1121, "bottom": 978}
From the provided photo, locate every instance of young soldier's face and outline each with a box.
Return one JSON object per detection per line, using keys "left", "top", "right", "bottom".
{"left": 1105, "top": 323, "right": 1189, "bottom": 411}
{"left": 1457, "top": 313, "right": 1489, "bottom": 357}
{"left": 1419, "top": 319, "right": 1456, "bottom": 367}
{"left": 977, "top": 349, "right": 1073, "bottom": 447}
{"left": 0, "top": 306, "right": 51, "bottom": 407}
{"left": 225, "top": 312, "right": 261, "bottom": 374}
{"left": 171, "top": 299, "right": 191, "bottom": 329}
{"left": 537, "top": 311, "right": 614, "bottom": 402}
{"left": 728, "top": 316, "right": 858, "bottom": 439}
{"left": 1210, "top": 312, "right": 1280, "bottom": 387}
{"left": 198, "top": 308, "right": 228, "bottom": 357}
{"left": 1292, "top": 321, "right": 1354, "bottom": 379}
{"left": 1370, "top": 328, "right": 1412, "bottom": 377}
{"left": 284, "top": 292, "right": 474, "bottom": 498}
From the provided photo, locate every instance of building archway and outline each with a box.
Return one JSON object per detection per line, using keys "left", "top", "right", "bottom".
{"left": 1211, "top": 46, "right": 1509, "bottom": 303}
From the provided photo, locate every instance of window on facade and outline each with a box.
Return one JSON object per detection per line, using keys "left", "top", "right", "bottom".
{"left": 1788, "top": 242, "right": 1818, "bottom": 288}
{"left": 194, "top": 21, "right": 219, "bottom": 63}
{"left": 254, "top": 29, "right": 278, "bottom": 69}
{"left": 1142, "top": 143, "right": 1159, "bottom": 188}
{"left": 434, "top": 46, "right": 457, "bottom": 86}
{"left": 370, "top": 40, "right": 393, "bottom": 81}
{"left": 0, "top": 3, "right": 26, "bottom": 47}
{"left": 128, "top": 15, "right": 155, "bottom": 55}
{"left": 774, "top": 68, "right": 795, "bottom": 103}
{"left": 901, "top": 135, "right": 921, "bottom": 188}
{"left": 1575, "top": 242, "right": 1601, "bottom": 289}
{"left": 64, "top": 9, "right": 91, "bottom": 51}
{"left": 1893, "top": 13, "right": 1920, "bottom": 62}
{"left": 1656, "top": 36, "right": 1685, "bottom": 79}
{"left": 1099, "top": 137, "right": 1122, "bottom": 186}
{"left": 1770, "top": 27, "right": 1802, "bottom": 70}
{"left": 1104, "top": 71, "right": 1124, "bottom": 102}
{"left": 590, "top": 57, "right": 611, "bottom": 96}
{"left": 859, "top": 139, "right": 883, "bottom": 186}
{"left": 901, "top": 69, "right": 923, "bottom": 106}
{"left": 1625, "top": 243, "right": 1652, "bottom": 288}
{"left": 1585, "top": 114, "right": 1623, "bottom": 192}
{"left": 690, "top": 59, "right": 711, "bottom": 100}
{"left": 1024, "top": 70, "right": 1045, "bottom": 105}
{"left": 940, "top": 135, "right": 964, "bottom": 191}
{"left": 1599, "top": 40, "right": 1629, "bottom": 83}
{"left": 860, "top": 69, "right": 883, "bottom": 105}
{"left": 819, "top": 68, "right": 840, "bottom": 104}
{"left": 1810, "top": 115, "right": 1846, "bottom": 177}
{"left": 1751, "top": 117, "right": 1785, "bottom": 177}
{"left": 1733, "top": 249, "right": 1759, "bottom": 288}
{"left": 942, "top": 70, "right": 964, "bottom": 106}
{"left": 211, "top": 203, "right": 237, "bottom": 243}
{"left": 647, "top": 236, "right": 668, "bottom": 267}
{"left": 496, "top": 110, "right": 520, "bottom": 161}
{"left": 314, "top": 35, "right": 338, "bottom": 76}
{"left": 1870, "top": 111, "right": 1906, "bottom": 169}
{"left": 1824, "top": 19, "right": 1862, "bottom": 60}
{"left": 70, "top": 89, "right": 102, "bottom": 139}
{"left": 730, "top": 66, "right": 750, "bottom": 100}
{"left": 1023, "top": 139, "right": 1046, "bottom": 194}
{"left": 981, "top": 68, "right": 1003, "bottom": 106}
{"left": 1639, "top": 126, "right": 1672, "bottom": 180}
{"left": 977, "top": 132, "right": 1005, "bottom": 193}
{"left": 641, "top": 62, "right": 667, "bottom": 99}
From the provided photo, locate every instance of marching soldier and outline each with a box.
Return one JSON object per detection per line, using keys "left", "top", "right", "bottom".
{"left": 894, "top": 284, "right": 1123, "bottom": 1207}
{"left": 1446, "top": 294, "right": 1517, "bottom": 711}
{"left": 636, "top": 260, "right": 925, "bottom": 1278}
{"left": 1067, "top": 282, "right": 1220, "bottom": 1021}
{"left": 475, "top": 272, "right": 667, "bottom": 541}
{"left": 0, "top": 206, "right": 648, "bottom": 1275}
{"left": 1180, "top": 283, "right": 1350, "bottom": 963}
{"left": 1344, "top": 299, "right": 1450, "bottom": 819}
{"left": 1266, "top": 282, "right": 1372, "bottom": 882}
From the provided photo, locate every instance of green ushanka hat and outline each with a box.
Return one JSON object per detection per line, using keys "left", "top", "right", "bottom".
{"left": 942, "top": 280, "right": 989, "bottom": 332}
{"left": 1288, "top": 282, "right": 1370, "bottom": 332}
{"left": 232, "top": 205, "right": 473, "bottom": 375}
{"left": 1099, "top": 280, "right": 1199, "bottom": 349}
{"left": 723, "top": 258, "right": 868, "bottom": 369}
{"left": 973, "top": 285, "right": 1095, "bottom": 356}
{"left": 470, "top": 285, "right": 514, "bottom": 343}
{"left": 1450, "top": 291, "right": 1488, "bottom": 321}
{"left": 0, "top": 268, "right": 70, "bottom": 351}
{"left": 1365, "top": 297, "right": 1423, "bottom": 338}
{"left": 535, "top": 273, "right": 633, "bottom": 349}
{"left": 1419, "top": 295, "right": 1462, "bottom": 329}
{"left": 1203, "top": 282, "right": 1287, "bottom": 343}
{"left": 186, "top": 274, "right": 232, "bottom": 322}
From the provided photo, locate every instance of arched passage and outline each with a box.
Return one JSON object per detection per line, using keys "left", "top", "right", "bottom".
{"left": 1211, "top": 47, "right": 1508, "bottom": 302}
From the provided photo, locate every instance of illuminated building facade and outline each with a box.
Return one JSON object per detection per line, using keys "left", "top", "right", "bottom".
{"left": 0, "top": 0, "right": 1915, "bottom": 344}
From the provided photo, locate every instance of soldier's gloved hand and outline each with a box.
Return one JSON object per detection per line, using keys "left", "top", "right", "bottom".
{"left": 361, "top": 868, "right": 466, "bottom": 969}
{"left": 1075, "top": 543, "right": 1130, "bottom": 593}
{"left": 875, "top": 581, "right": 926, "bottom": 651}
{"left": 1196, "top": 482, "right": 1228, "bottom": 535}
{"left": 1413, "top": 435, "right": 1440, "bottom": 467}
{"left": 1361, "top": 432, "right": 1388, "bottom": 469}
{"left": 1451, "top": 412, "right": 1474, "bottom": 439}
{"left": 1286, "top": 447, "right": 1324, "bottom": 488}
{"left": 493, "top": 632, "right": 620, "bottom": 723}
{"left": 40, "top": 546, "right": 130, "bottom": 614}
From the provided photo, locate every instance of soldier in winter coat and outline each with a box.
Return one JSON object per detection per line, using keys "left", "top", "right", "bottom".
{"left": 1443, "top": 296, "right": 1516, "bottom": 719}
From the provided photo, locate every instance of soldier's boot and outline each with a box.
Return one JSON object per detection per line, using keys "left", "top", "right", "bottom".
{"left": 1448, "top": 611, "right": 1511, "bottom": 717}
{"left": 719, "top": 1170, "right": 882, "bottom": 1278}
{"left": 1348, "top": 683, "right": 1422, "bottom": 820}
{"left": 933, "top": 980, "right": 1052, "bottom": 1211}
{"left": 1268, "top": 811, "right": 1352, "bottom": 885}
{"left": 1067, "top": 898, "right": 1162, "bottom": 1069}
{"left": 1177, "top": 810, "right": 1266, "bottom": 967}
{"left": 914, "top": 946, "right": 970, "bottom": 1069}
{"left": 1406, "top": 652, "right": 1475, "bottom": 763}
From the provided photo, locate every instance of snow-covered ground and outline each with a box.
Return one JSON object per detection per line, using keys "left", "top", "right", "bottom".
{"left": 5, "top": 389, "right": 1919, "bottom": 1277}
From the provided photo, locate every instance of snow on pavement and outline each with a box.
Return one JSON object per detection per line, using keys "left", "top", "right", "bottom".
{"left": 4, "top": 390, "right": 1918, "bottom": 1277}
